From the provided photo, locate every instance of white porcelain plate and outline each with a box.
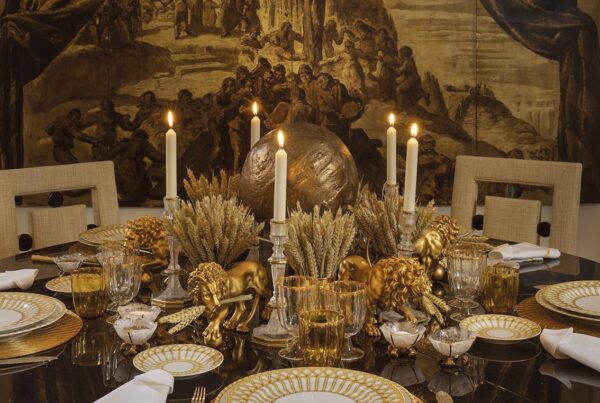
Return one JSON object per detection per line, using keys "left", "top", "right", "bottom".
{"left": 541, "top": 281, "right": 600, "bottom": 318}
{"left": 0, "top": 293, "right": 57, "bottom": 333}
{"left": 460, "top": 314, "right": 541, "bottom": 344}
{"left": 133, "top": 344, "right": 223, "bottom": 378}
{"left": 217, "top": 367, "right": 420, "bottom": 403}
{"left": 45, "top": 276, "right": 72, "bottom": 294}
{"left": 78, "top": 224, "right": 128, "bottom": 246}
{"left": 0, "top": 297, "right": 66, "bottom": 339}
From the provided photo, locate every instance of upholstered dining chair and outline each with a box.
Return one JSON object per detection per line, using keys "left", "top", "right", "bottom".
{"left": 451, "top": 156, "right": 582, "bottom": 255}
{"left": 0, "top": 161, "right": 120, "bottom": 258}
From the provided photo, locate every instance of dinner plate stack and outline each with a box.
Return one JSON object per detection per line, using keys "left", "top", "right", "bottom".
{"left": 535, "top": 281, "right": 600, "bottom": 325}
{"left": 0, "top": 292, "right": 66, "bottom": 339}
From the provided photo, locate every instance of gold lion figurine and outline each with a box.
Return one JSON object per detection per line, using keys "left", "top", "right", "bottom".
{"left": 188, "top": 261, "right": 271, "bottom": 347}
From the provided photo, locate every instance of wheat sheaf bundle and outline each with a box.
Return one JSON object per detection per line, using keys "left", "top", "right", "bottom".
{"left": 351, "top": 186, "right": 436, "bottom": 256}
{"left": 183, "top": 169, "right": 240, "bottom": 202}
{"left": 168, "top": 195, "right": 263, "bottom": 267}
{"left": 285, "top": 204, "right": 356, "bottom": 279}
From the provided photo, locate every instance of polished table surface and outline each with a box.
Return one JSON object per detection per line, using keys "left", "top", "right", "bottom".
{"left": 0, "top": 243, "right": 599, "bottom": 403}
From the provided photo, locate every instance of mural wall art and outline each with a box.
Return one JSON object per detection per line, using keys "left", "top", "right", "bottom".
{"left": 1, "top": 0, "right": 598, "bottom": 206}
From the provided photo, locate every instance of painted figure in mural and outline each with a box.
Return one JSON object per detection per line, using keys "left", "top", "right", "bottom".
{"left": 83, "top": 100, "right": 138, "bottom": 161}
{"left": 46, "top": 109, "right": 97, "bottom": 165}
{"left": 107, "top": 129, "right": 165, "bottom": 205}
{"left": 394, "top": 46, "right": 428, "bottom": 112}
{"left": 174, "top": 0, "right": 190, "bottom": 39}
{"left": 323, "top": 19, "right": 344, "bottom": 59}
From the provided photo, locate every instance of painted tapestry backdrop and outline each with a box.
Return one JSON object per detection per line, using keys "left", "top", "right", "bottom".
{"left": 5, "top": 0, "right": 600, "bottom": 206}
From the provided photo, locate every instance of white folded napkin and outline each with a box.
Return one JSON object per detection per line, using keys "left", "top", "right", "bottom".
{"left": 95, "top": 369, "right": 174, "bottom": 403}
{"left": 540, "top": 328, "right": 600, "bottom": 372}
{"left": 0, "top": 269, "right": 39, "bottom": 291}
{"left": 489, "top": 243, "right": 560, "bottom": 261}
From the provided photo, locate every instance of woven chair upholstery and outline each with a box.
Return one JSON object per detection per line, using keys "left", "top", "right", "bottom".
{"left": 0, "top": 162, "right": 119, "bottom": 258}
{"left": 451, "top": 156, "right": 581, "bottom": 255}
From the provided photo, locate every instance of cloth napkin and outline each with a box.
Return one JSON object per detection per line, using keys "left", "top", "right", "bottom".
{"left": 540, "top": 328, "right": 600, "bottom": 372}
{"left": 489, "top": 243, "right": 560, "bottom": 261}
{"left": 95, "top": 369, "right": 174, "bottom": 403}
{"left": 0, "top": 269, "right": 38, "bottom": 291}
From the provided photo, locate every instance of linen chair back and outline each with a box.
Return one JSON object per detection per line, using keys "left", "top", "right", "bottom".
{"left": 0, "top": 161, "right": 119, "bottom": 258}
{"left": 451, "top": 156, "right": 581, "bottom": 255}
{"left": 31, "top": 205, "right": 88, "bottom": 250}
{"left": 483, "top": 196, "right": 541, "bottom": 245}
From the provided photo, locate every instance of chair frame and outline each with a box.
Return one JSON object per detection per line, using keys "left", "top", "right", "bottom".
{"left": 0, "top": 161, "right": 119, "bottom": 258}
{"left": 451, "top": 155, "right": 581, "bottom": 254}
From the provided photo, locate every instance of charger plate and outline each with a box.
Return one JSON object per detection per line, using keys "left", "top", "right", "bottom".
{"left": 516, "top": 297, "right": 600, "bottom": 338}
{"left": 0, "top": 310, "right": 82, "bottom": 360}
{"left": 540, "top": 281, "right": 600, "bottom": 318}
{"left": 0, "top": 293, "right": 57, "bottom": 333}
{"left": 459, "top": 314, "right": 541, "bottom": 344}
{"left": 216, "top": 367, "right": 421, "bottom": 403}
{"left": 133, "top": 344, "right": 223, "bottom": 379}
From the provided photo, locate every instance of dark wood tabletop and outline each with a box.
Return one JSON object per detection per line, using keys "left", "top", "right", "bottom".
{"left": 0, "top": 242, "right": 599, "bottom": 403}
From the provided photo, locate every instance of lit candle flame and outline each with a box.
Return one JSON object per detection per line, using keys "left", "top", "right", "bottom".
{"left": 388, "top": 113, "right": 395, "bottom": 127}
{"left": 252, "top": 102, "right": 258, "bottom": 116}
{"left": 167, "top": 111, "right": 173, "bottom": 128}
{"left": 277, "top": 130, "right": 284, "bottom": 148}
{"left": 410, "top": 123, "right": 418, "bottom": 138}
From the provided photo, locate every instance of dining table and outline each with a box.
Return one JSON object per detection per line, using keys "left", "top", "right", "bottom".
{"left": 0, "top": 241, "right": 599, "bottom": 403}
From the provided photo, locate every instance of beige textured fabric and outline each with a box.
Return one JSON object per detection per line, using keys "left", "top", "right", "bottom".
{"left": 0, "top": 161, "right": 119, "bottom": 258}
{"left": 31, "top": 205, "right": 88, "bottom": 250}
{"left": 483, "top": 196, "right": 541, "bottom": 245}
{"left": 451, "top": 156, "right": 581, "bottom": 255}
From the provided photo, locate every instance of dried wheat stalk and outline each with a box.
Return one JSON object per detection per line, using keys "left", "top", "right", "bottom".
{"left": 285, "top": 204, "right": 356, "bottom": 279}
{"left": 351, "top": 186, "right": 436, "bottom": 256}
{"left": 183, "top": 169, "right": 240, "bottom": 202}
{"left": 167, "top": 194, "right": 263, "bottom": 267}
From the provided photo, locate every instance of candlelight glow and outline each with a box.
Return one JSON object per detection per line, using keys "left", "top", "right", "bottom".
{"left": 410, "top": 123, "right": 418, "bottom": 137}
{"left": 252, "top": 102, "right": 258, "bottom": 115}
{"left": 278, "top": 130, "right": 284, "bottom": 148}
{"left": 167, "top": 111, "right": 173, "bottom": 128}
{"left": 389, "top": 113, "right": 395, "bottom": 126}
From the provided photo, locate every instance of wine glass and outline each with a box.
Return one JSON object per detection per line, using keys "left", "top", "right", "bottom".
{"left": 102, "top": 248, "right": 142, "bottom": 317}
{"left": 322, "top": 280, "right": 367, "bottom": 361}
{"left": 54, "top": 253, "right": 84, "bottom": 276}
{"left": 447, "top": 243, "right": 486, "bottom": 321}
{"left": 276, "top": 275, "right": 319, "bottom": 361}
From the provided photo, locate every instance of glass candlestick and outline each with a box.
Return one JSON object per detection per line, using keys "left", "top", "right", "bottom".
{"left": 398, "top": 210, "right": 416, "bottom": 257}
{"left": 252, "top": 219, "right": 292, "bottom": 347}
{"left": 151, "top": 197, "right": 191, "bottom": 309}
{"left": 383, "top": 182, "right": 399, "bottom": 200}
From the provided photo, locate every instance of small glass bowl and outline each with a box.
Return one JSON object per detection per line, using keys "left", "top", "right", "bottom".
{"left": 117, "top": 303, "right": 161, "bottom": 322}
{"left": 380, "top": 322, "right": 426, "bottom": 360}
{"left": 113, "top": 317, "right": 157, "bottom": 354}
{"left": 429, "top": 326, "right": 477, "bottom": 368}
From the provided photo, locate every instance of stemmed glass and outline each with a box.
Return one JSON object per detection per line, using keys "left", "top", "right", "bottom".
{"left": 447, "top": 243, "right": 487, "bottom": 321}
{"left": 322, "top": 280, "right": 367, "bottom": 361}
{"left": 101, "top": 248, "right": 142, "bottom": 317}
{"left": 276, "top": 275, "right": 319, "bottom": 361}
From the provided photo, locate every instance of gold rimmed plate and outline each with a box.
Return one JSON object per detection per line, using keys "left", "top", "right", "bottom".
{"left": 45, "top": 276, "right": 72, "bottom": 294}
{"left": 541, "top": 281, "right": 600, "bottom": 318}
{"left": 535, "top": 290, "right": 600, "bottom": 325}
{"left": 133, "top": 344, "right": 223, "bottom": 379}
{"left": 78, "top": 225, "right": 128, "bottom": 246}
{"left": 217, "top": 367, "right": 420, "bottom": 403}
{"left": 0, "top": 293, "right": 57, "bottom": 333}
{"left": 459, "top": 314, "right": 541, "bottom": 344}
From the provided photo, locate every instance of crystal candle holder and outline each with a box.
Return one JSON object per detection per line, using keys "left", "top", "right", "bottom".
{"left": 398, "top": 210, "right": 416, "bottom": 257}
{"left": 151, "top": 196, "right": 190, "bottom": 308}
{"left": 252, "top": 219, "right": 293, "bottom": 347}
